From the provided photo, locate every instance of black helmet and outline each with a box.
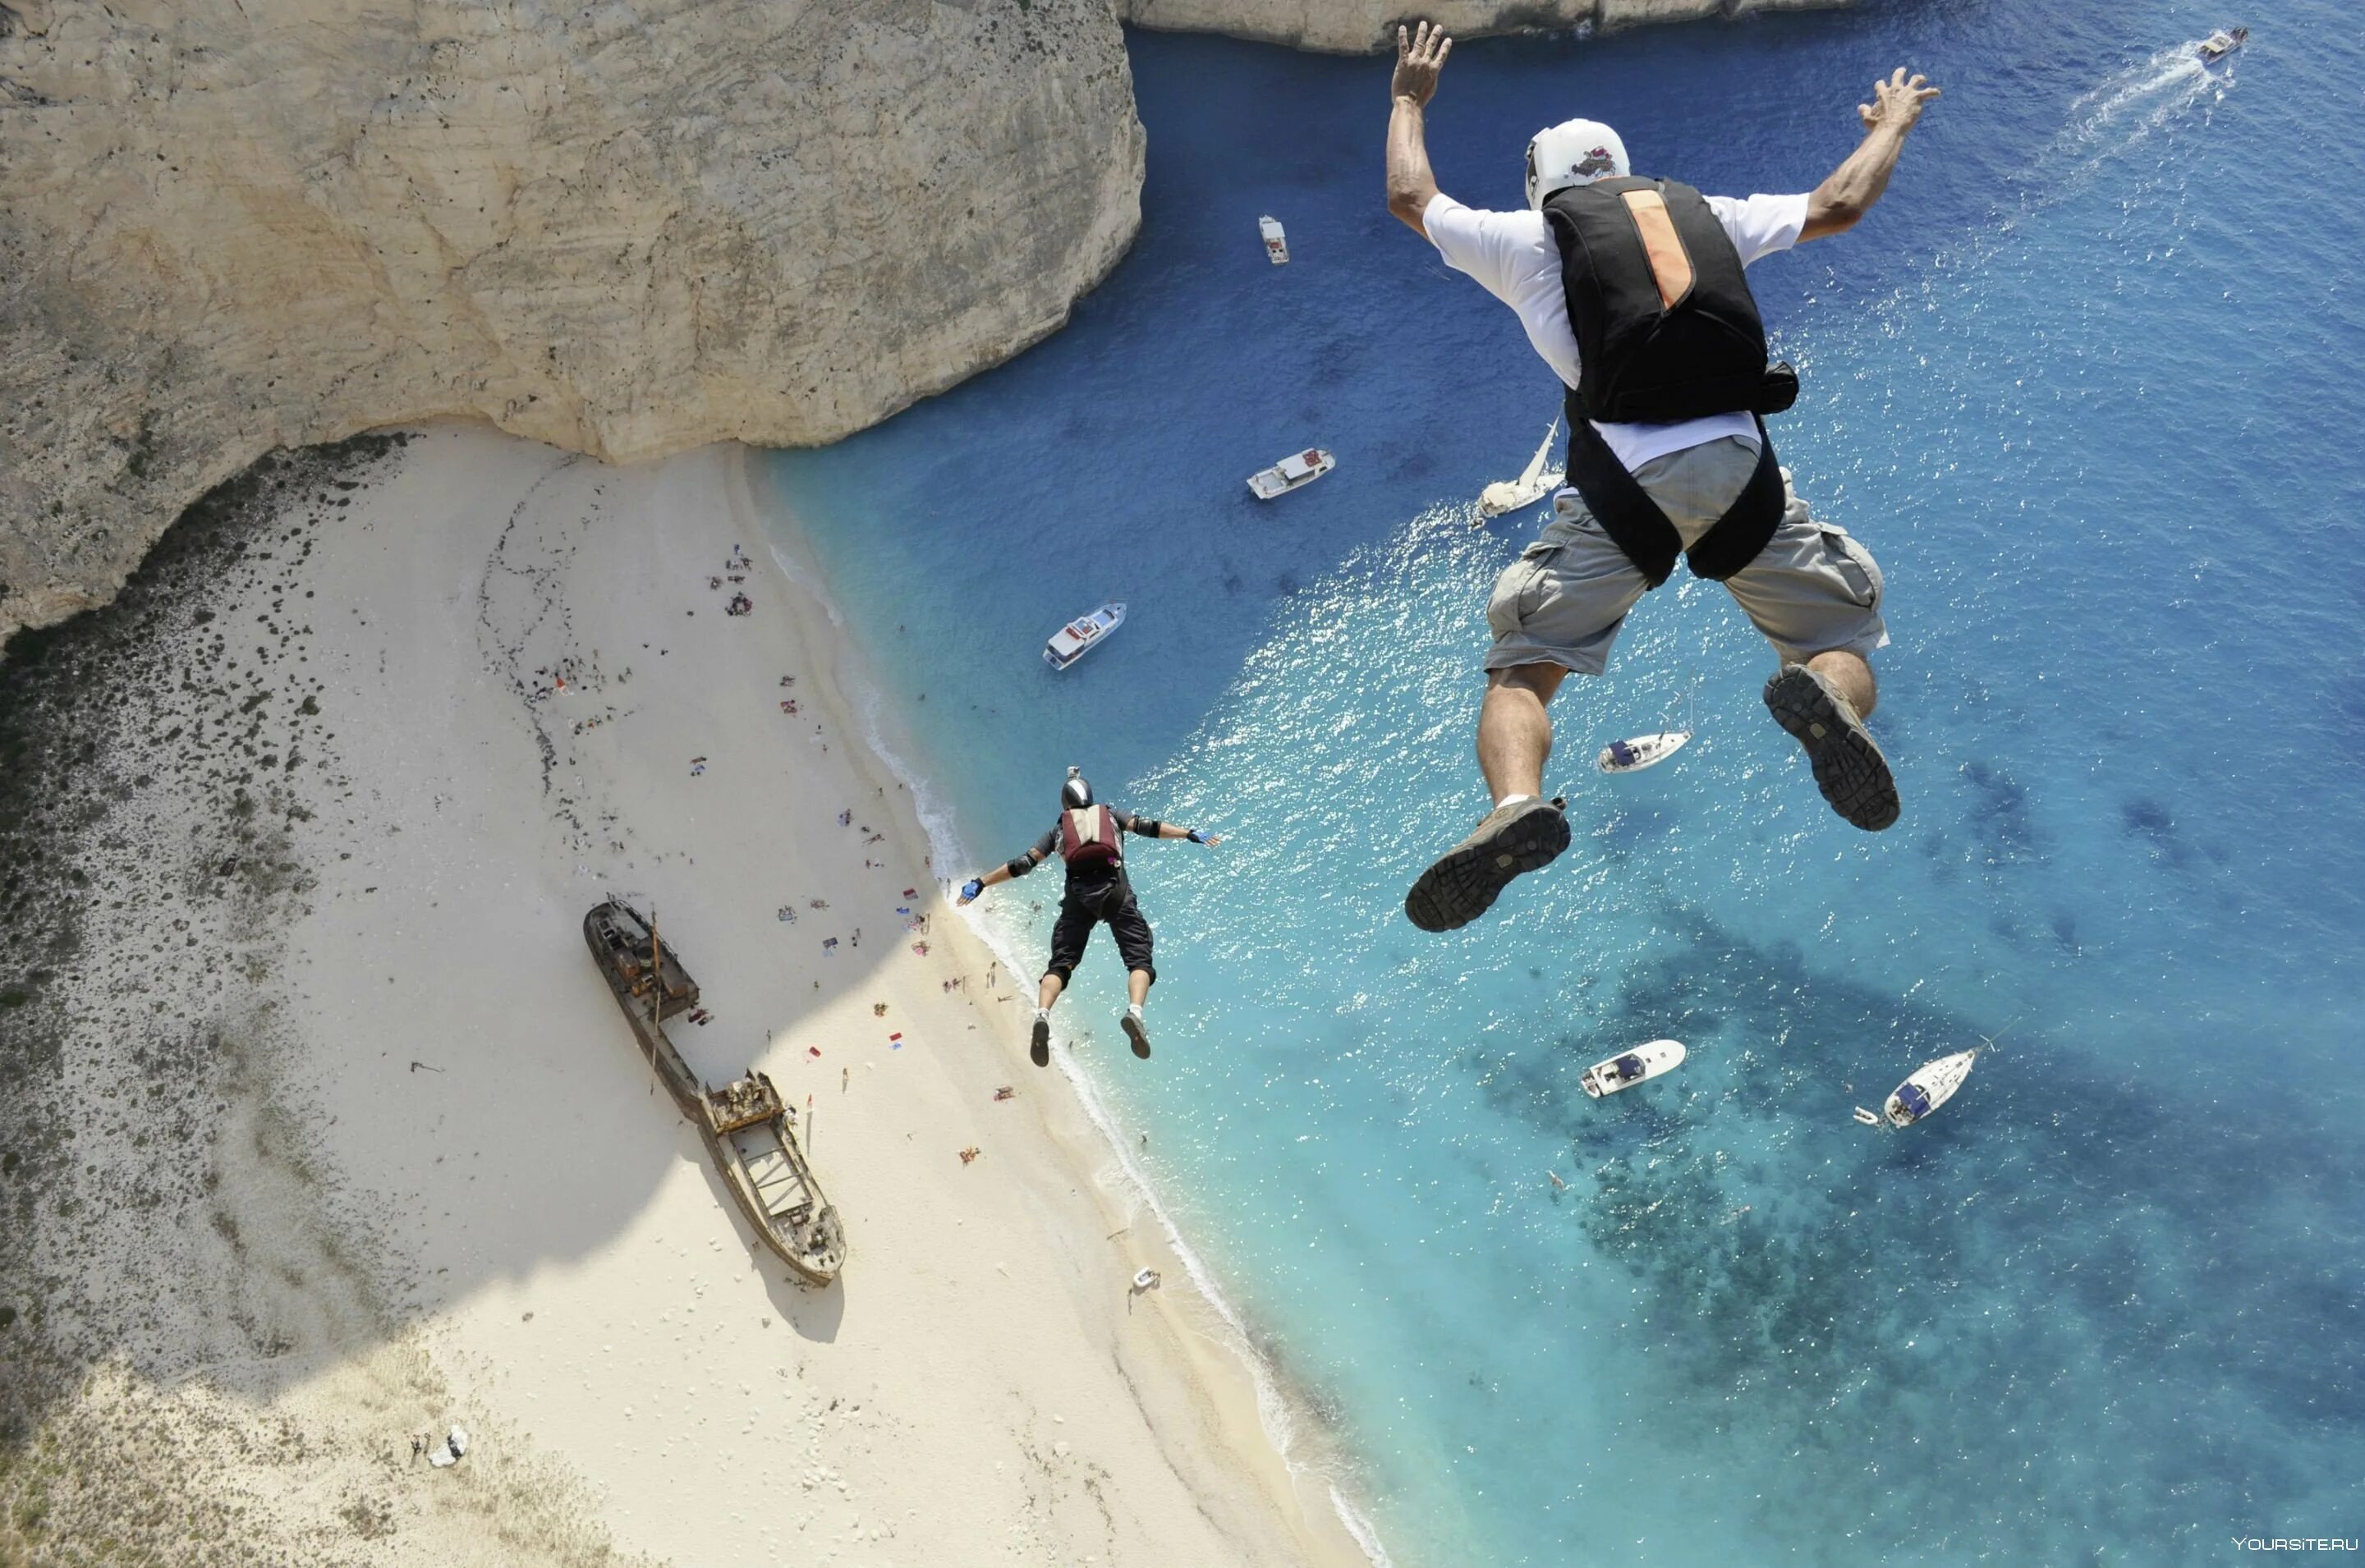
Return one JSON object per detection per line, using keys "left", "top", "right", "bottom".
{"left": 1062, "top": 766, "right": 1093, "bottom": 809}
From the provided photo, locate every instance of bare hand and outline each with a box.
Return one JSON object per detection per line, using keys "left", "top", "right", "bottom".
{"left": 1858, "top": 67, "right": 1940, "bottom": 133}
{"left": 1393, "top": 21, "right": 1452, "bottom": 106}
{"left": 1201, "top": 833, "right": 1223, "bottom": 847}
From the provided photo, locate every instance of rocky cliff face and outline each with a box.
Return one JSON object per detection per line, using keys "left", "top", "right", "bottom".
{"left": 1122, "top": 0, "right": 1844, "bottom": 57}
{"left": 0, "top": 0, "right": 1143, "bottom": 635}
{"left": 0, "top": 0, "right": 1848, "bottom": 639}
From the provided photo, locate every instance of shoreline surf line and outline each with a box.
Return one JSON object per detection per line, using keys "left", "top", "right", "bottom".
{"left": 743, "top": 448, "right": 1396, "bottom": 1568}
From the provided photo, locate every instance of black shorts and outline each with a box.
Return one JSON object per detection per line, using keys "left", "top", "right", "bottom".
{"left": 1045, "top": 880, "right": 1155, "bottom": 986}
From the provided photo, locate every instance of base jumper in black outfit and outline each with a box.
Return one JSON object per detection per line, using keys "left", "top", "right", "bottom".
{"left": 956, "top": 768, "right": 1222, "bottom": 1066}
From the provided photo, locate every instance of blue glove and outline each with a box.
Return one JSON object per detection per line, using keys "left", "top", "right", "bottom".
{"left": 1186, "top": 830, "right": 1206, "bottom": 845}
{"left": 961, "top": 878, "right": 985, "bottom": 901}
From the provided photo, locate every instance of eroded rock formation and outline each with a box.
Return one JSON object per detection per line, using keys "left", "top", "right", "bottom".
{"left": 0, "top": 0, "right": 1143, "bottom": 635}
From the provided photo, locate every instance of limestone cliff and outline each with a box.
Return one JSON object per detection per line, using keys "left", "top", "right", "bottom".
{"left": 0, "top": 0, "right": 1853, "bottom": 639}
{"left": 0, "top": 0, "right": 1142, "bottom": 635}
{"left": 1122, "top": 0, "right": 1845, "bottom": 57}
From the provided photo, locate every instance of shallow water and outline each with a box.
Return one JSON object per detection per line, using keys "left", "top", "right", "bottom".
{"left": 770, "top": 3, "right": 2365, "bottom": 1561}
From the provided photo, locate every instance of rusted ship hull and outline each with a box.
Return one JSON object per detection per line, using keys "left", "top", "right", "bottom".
{"left": 583, "top": 901, "right": 846, "bottom": 1286}
{"left": 582, "top": 901, "right": 704, "bottom": 1113}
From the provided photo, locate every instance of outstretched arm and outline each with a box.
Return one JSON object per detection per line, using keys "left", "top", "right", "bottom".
{"left": 1386, "top": 21, "right": 1453, "bottom": 237}
{"left": 957, "top": 833, "right": 1054, "bottom": 904}
{"left": 1123, "top": 812, "right": 1222, "bottom": 846}
{"left": 1799, "top": 68, "right": 1941, "bottom": 242}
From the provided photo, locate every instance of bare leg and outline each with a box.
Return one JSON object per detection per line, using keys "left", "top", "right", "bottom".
{"left": 1408, "top": 665, "right": 1577, "bottom": 932}
{"left": 1126, "top": 970, "right": 1151, "bottom": 1007}
{"left": 1807, "top": 649, "right": 1876, "bottom": 718}
{"left": 1037, "top": 973, "right": 1065, "bottom": 1011}
{"left": 1476, "top": 663, "right": 1568, "bottom": 805}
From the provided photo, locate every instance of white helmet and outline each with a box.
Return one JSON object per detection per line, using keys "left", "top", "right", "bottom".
{"left": 1063, "top": 766, "right": 1093, "bottom": 809}
{"left": 1523, "top": 118, "right": 1631, "bottom": 212}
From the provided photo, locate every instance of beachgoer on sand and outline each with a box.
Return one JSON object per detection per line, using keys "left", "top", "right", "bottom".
{"left": 1385, "top": 22, "right": 1939, "bottom": 930}
{"left": 956, "top": 767, "right": 1220, "bottom": 1067}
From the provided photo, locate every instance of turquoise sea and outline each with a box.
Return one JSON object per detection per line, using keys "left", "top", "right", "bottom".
{"left": 771, "top": 3, "right": 2365, "bottom": 1561}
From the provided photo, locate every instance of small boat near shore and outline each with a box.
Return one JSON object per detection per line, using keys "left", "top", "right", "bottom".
{"left": 1259, "top": 214, "right": 1290, "bottom": 265}
{"left": 1045, "top": 602, "right": 1125, "bottom": 671}
{"left": 1247, "top": 447, "right": 1334, "bottom": 500}
{"left": 585, "top": 901, "right": 846, "bottom": 1285}
{"left": 1582, "top": 1038, "right": 1687, "bottom": 1098}
{"left": 1856, "top": 1046, "right": 1983, "bottom": 1129}
{"left": 1599, "top": 730, "right": 1692, "bottom": 774}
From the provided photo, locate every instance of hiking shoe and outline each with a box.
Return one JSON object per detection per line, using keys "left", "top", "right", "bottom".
{"left": 1763, "top": 665, "right": 1899, "bottom": 832}
{"left": 1121, "top": 1011, "right": 1151, "bottom": 1060}
{"left": 1405, "top": 795, "right": 1571, "bottom": 932}
{"left": 1030, "top": 1014, "right": 1051, "bottom": 1068}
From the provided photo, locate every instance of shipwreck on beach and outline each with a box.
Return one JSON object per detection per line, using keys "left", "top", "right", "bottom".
{"left": 583, "top": 900, "right": 846, "bottom": 1286}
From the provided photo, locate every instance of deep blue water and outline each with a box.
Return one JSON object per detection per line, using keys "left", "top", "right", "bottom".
{"left": 770, "top": 3, "right": 2365, "bottom": 1561}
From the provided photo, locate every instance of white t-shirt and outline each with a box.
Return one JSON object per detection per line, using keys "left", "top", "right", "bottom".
{"left": 1424, "top": 190, "right": 1809, "bottom": 472}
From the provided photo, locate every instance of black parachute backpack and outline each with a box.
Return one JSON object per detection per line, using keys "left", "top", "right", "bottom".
{"left": 1541, "top": 177, "right": 1798, "bottom": 426}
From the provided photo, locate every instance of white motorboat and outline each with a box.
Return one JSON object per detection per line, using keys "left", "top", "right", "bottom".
{"left": 1477, "top": 420, "right": 1564, "bottom": 518}
{"left": 1856, "top": 1046, "right": 1982, "bottom": 1128}
{"left": 1582, "top": 1038, "right": 1687, "bottom": 1098}
{"left": 1259, "top": 214, "right": 1290, "bottom": 265}
{"left": 1247, "top": 447, "right": 1334, "bottom": 500}
{"left": 1044, "top": 602, "right": 1126, "bottom": 671}
{"left": 1599, "top": 730, "right": 1692, "bottom": 773}
{"left": 2197, "top": 26, "right": 2246, "bottom": 60}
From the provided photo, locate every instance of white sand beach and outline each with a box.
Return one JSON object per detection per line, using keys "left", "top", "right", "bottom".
{"left": 0, "top": 424, "right": 1371, "bottom": 1566}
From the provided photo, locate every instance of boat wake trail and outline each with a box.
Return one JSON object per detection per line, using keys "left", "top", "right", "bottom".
{"left": 1815, "top": 37, "right": 2238, "bottom": 362}
{"left": 2016, "top": 41, "right": 2228, "bottom": 213}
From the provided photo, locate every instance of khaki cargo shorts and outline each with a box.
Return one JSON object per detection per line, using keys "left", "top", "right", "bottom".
{"left": 1485, "top": 436, "right": 1888, "bottom": 677}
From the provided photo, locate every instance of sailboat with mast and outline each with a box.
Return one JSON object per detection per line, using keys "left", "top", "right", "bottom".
{"left": 1477, "top": 420, "right": 1564, "bottom": 518}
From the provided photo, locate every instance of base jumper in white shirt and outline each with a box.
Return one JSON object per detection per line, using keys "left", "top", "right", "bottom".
{"left": 1386, "top": 21, "right": 1940, "bottom": 933}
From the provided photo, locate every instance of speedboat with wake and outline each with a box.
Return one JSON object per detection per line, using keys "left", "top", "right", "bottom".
{"left": 1044, "top": 602, "right": 1125, "bottom": 671}
{"left": 1477, "top": 420, "right": 1563, "bottom": 518}
{"left": 1856, "top": 1045, "right": 1983, "bottom": 1128}
{"left": 1247, "top": 447, "right": 1334, "bottom": 500}
{"left": 1582, "top": 1038, "right": 1686, "bottom": 1098}
{"left": 2197, "top": 26, "right": 2246, "bottom": 60}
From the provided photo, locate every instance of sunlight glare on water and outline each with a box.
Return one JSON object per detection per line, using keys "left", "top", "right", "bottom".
{"left": 771, "top": 4, "right": 2365, "bottom": 1560}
